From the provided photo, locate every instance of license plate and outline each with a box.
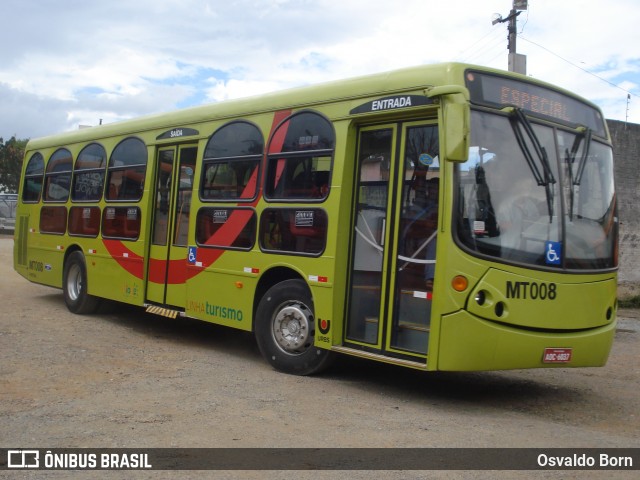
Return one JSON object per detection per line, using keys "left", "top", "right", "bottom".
{"left": 542, "top": 348, "right": 573, "bottom": 363}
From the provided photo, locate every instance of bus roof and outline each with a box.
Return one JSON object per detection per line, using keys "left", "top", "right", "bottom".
{"left": 25, "top": 62, "right": 602, "bottom": 150}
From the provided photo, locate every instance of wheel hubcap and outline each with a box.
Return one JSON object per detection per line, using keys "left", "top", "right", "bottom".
{"left": 272, "top": 303, "right": 313, "bottom": 355}
{"left": 67, "top": 264, "right": 82, "bottom": 301}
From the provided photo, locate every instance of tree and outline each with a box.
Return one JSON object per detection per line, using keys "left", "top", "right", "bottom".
{"left": 0, "top": 136, "right": 28, "bottom": 193}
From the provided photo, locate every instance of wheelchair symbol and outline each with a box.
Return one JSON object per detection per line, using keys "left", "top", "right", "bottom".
{"left": 188, "top": 246, "right": 197, "bottom": 264}
{"left": 545, "top": 241, "right": 561, "bottom": 265}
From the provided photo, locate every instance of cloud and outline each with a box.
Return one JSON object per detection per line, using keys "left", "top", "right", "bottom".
{"left": 0, "top": 0, "right": 639, "bottom": 140}
{"left": 0, "top": 83, "right": 70, "bottom": 139}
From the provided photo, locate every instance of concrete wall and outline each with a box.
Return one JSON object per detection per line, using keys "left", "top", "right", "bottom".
{"left": 609, "top": 119, "right": 640, "bottom": 296}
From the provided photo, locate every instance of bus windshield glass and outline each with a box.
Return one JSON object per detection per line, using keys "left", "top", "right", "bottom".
{"left": 455, "top": 110, "right": 617, "bottom": 270}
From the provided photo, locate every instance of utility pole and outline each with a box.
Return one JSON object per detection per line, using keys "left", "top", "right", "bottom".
{"left": 492, "top": 0, "right": 528, "bottom": 74}
{"left": 626, "top": 93, "right": 631, "bottom": 128}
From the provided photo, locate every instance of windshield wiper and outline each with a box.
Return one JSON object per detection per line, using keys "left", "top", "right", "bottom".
{"left": 565, "top": 127, "right": 592, "bottom": 220}
{"left": 509, "top": 107, "right": 556, "bottom": 222}
{"left": 573, "top": 127, "right": 592, "bottom": 186}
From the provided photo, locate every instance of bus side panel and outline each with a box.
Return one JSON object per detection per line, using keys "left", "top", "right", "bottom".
{"left": 437, "top": 310, "right": 615, "bottom": 371}
{"left": 309, "top": 282, "right": 336, "bottom": 349}
{"left": 16, "top": 220, "right": 65, "bottom": 289}
{"left": 86, "top": 248, "right": 146, "bottom": 306}
{"left": 185, "top": 266, "right": 255, "bottom": 332}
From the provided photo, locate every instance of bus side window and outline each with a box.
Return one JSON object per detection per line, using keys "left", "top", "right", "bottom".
{"left": 259, "top": 208, "right": 327, "bottom": 255}
{"left": 39, "top": 206, "right": 67, "bottom": 234}
{"left": 72, "top": 143, "right": 107, "bottom": 202}
{"left": 68, "top": 206, "right": 100, "bottom": 237}
{"left": 44, "top": 149, "right": 73, "bottom": 202}
{"left": 22, "top": 153, "right": 45, "bottom": 203}
{"left": 264, "top": 111, "right": 334, "bottom": 201}
{"left": 201, "top": 121, "right": 263, "bottom": 202}
{"left": 102, "top": 206, "right": 141, "bottom": 240}
{"left": 106, "top": 138, "right": 147, "bottom": 202}
{"left": 195, "top": 207, "right": 256, "bottom": 250}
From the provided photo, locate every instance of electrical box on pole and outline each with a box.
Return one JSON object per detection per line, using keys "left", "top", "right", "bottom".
{"left": 514, "top": 0, "right": 528, "bottom": 10}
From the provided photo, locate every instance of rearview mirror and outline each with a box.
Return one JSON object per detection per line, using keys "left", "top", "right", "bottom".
{"left": 444, "top": 102, "right": 470, "bottom": 162}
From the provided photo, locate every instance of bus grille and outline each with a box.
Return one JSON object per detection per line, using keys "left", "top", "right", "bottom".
{"left": 17, "top": 215, "right": 28, "bottom": 267}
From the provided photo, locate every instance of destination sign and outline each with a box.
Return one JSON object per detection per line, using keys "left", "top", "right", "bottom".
{"left": 156, "top": 127, "right": 199, "bottom": 140}
{"left": 465, "top": 71, "right": 606, "bottom": 137}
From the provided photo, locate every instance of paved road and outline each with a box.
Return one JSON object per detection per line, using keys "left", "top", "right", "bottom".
{"left": 1, "top": 237, "right": 637, "bottom": 479}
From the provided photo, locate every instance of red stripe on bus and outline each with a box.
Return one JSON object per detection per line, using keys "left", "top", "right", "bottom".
{"left": 268, "top": 111, "right": 291, "bottom": 190}
{"left": 102, "top": 240, "right": 186, "bottom": 284}
{"left": 203, "top": 209, "right": 255, "bottom": 247}
{"left": 149, "top": 258, "right": 187, "bottom": 285}
{"left": 147, "top": 258, "right": 166, "bottom": 283}
{"left": 165, "top": 259, "right": 187, "bottom": 284}
{"left": 102, "top": 239, "right": 144, "bottom": 279}
{"left": 268, "top": 110, "right": 291, "bottom": 153}
{"left": 240, "top": 166, "right": 259, "bottom": 202}
{"left": 104, "top": 109, "right": 293, "bottom": 285}
{"left": 184, "top": 109, "right": 292, "bottom": 279}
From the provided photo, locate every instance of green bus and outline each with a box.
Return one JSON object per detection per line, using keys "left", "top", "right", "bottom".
{"left": 14, "top": 63, "right": 618, "bottom": 375}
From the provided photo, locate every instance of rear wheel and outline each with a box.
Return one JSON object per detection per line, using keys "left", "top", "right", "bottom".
{"left": 255, "top": 279, "right": 334, "bottom": 375}
{"left": 63, "top": 251, "right": 100, "bottom": 314}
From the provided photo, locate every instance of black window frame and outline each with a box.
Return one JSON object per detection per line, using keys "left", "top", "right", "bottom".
{"left": 39, "top": 205, "right": 68, "bottom": 234}
{"left": 22, "top": 152, "right": 45, "bottom": 203}
{"left": 106, "top": 137, "right": 147, "bottom": 202}
{"left": 101, "top": 206, "right": 142, "bottom": 240}
{"left": 72, "top": 143, "right": 107, "bottom": 202}
{"left": 200, "top": 120, "right": 264, "bottom": 203}
{"left": 264, "top": 110, "right": 335, "bottom": 202}
{"left": 259, "top": 207, "right": 328, "bottom": 256}
{"left": 68, "top": 206, "right": 101, "bottom": 237}
{"left": 195, "top": 207, "right": 257, "bottom": 251}
{"left": 43, "top": 148, "right": 73, "bottom": 203}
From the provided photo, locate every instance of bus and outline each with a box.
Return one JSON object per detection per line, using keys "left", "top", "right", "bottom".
{"left": 13, "top": 63, "right": 618, "bottom": 375}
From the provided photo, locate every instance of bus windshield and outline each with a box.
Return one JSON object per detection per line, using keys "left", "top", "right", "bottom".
{"left": 455, "top": 109, "right": 617, "bottom": 270}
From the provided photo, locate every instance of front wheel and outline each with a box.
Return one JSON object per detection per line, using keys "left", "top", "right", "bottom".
{"left": 255, "top": 279, "right": 334, "bottom": 375}
{"left": 63, "top": 251, "right": 100, "bottom": 314}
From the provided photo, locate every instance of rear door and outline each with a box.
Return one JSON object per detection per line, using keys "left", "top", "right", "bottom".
{"left": 146, "top": 144, "right": 197, "bottom": 307}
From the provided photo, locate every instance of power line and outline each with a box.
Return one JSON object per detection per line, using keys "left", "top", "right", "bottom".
{"left": 457, "top": 28, "right": 504, "bottom": 60}
{"left": 485, "top": 49, "right": 509, "bottom": 66}
{"left": 457, "top": 28, "right": 509, "bottom": 65}
{"left": 466, "top": 35, "right": 506, "bottom": 64}
{"left": 519, "top": 35, "right": 639, "bottom": 98}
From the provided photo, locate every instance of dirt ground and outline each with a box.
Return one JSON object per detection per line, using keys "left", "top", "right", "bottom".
{"left": 0, "top": 235, "right": 638, "bottom": 479}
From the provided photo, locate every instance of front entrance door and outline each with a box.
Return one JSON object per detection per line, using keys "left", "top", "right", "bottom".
{"left": 146, "top": 144, "right": 197, "bottom": 307}
{"left": 346, "top": 122, "right": 440, "bottom": 357}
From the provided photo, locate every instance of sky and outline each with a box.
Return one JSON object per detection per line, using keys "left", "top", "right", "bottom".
{"left": 1, "top": 0, "right": 638, "bottom": 141}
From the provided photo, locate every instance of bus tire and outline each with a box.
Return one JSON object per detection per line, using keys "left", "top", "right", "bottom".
{"left": 63, "top": 251, "right": 100, "bottom": 314}
{"left": 255, "top": 279, "right": 334, "bottom": 375}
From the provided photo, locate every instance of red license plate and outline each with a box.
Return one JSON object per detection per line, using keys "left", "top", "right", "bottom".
{"left": 543, "top": 348, "right": 573, "bottom": 363}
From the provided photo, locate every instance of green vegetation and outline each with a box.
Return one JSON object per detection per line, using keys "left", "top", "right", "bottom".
{"left": 0, "top": 136, "right": 28, "bottom": 193}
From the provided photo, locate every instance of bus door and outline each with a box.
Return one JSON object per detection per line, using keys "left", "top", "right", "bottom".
{"left": 346, "top": 122, "right": 440, "bottom": 357}
{"left": 146, "top": 144, "right": 197, "bottom": 308}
